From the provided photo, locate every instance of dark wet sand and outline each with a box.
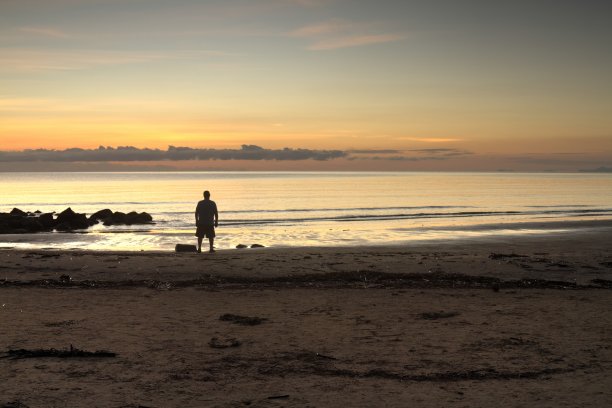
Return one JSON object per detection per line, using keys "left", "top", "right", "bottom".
{"left": 1, "top": 229, "right": 612, "bottom": 407}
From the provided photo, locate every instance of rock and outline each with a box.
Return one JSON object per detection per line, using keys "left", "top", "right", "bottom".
{"left": 22, "top": 217, "right": 46, "bottom": 232}
{"left": 10, "top": 208, "right": 27, "bottom": 216}
{"left": 103, "top": 211, "right": 153, "bottom": 226}
{"left": 55, "top": 207, "right": 89, "bottom": 230}
{"left": 88, "top": 209, "right": 113, "bottom": 224}
{"left": 250, "top": 244, "right": 265, "bottom": 248}
{"left": 103, "top": 211, "right": 125, "bottom": 226}
{"left": 236, "top": 244, "right": 248, "bottom": 249}
{"left": 38, "top": 213, "right": 55, "bottom": 229}
{"left": 175, "top": 244, "right": 197, "bottom": 253}
{"left": 125, "top": 211, "right": 153, "bottom": 224}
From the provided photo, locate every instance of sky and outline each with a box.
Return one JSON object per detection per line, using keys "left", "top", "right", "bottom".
{"left": 1, "top": 0, "right": 611, "bottom": 171}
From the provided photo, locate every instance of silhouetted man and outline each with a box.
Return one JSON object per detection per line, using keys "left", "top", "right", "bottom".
{"left": 195, "top": 190, "right": 218, "bottom": 253}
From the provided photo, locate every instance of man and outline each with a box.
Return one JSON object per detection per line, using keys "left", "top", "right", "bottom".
{"left": 195, "top": 190, "right": 218, "bottom": 253}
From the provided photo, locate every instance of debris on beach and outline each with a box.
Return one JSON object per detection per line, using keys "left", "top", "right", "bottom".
{"left": 267, "top": 395, "right": 290, "bottom": 400}
{"left": 235, "top": 243, "right": 265, "bottom": 249}
{"left": 489, "top": 253, "right": 528, "bottom": 260}
{"left": 2, "top": 345, "right": 117, "bottom": 359}
{"left": 591, "top": 278, "right": 612, "bottom": 288}
{"left": 2, "top": 401, "right": 30, "bottom": 408}
{"left": 208, "top": 337, "right": 241, "bottom": 349}
{"left": 219, "top": 313, "right": 268, "bottom": 326}
{"left": 175, "top": 244, "right": 197, "bottom": 253}
{"left": 419, "top": 311, "right": 460, "bottom": 320}
{"left": 600, "top": 261, "right": 612, "bottom": 268}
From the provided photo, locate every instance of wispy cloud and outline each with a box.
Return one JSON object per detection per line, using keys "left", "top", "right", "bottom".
{"left": 308, "top": 34, "right": 403, "bottom": 50}
{"left": 407, "top": 148, "right": 473, "bottom": 157}
{"left": 349, "top": 148, "right": 473, "bottom": 161}
{"left": 288, "top": 19, "right": 352, "bottom": 37}
{"left": 396, "top": 137, "right": 464, "bottom": 143}
{"left": 0, "top": 96, "right": 178, "bottom": 114}
{"left": 281, "top": 0, "right": 332, "bottom": 7}
{"left": 0, "top": 48, "right": 233, "bottom": 72}
{"left": 289, "top": 19, "right": 403, "bottom": 50}
{"left": 19, "top": 26, "right": 70, "bottom": 39}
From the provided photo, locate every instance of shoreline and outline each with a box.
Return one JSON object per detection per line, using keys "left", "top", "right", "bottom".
{"left": 1, "top": 227, "right": 612, "bottom": 289}
{"left": 1, "top": 217, "right": 612, "bottom": 253}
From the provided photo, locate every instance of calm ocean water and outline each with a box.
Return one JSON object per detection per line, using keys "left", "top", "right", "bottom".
{"left": 1, "top": 172, "right": 611, "bottom": 251}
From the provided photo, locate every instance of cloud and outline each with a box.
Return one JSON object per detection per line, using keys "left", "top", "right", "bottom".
{"left": 0, "top": 48, "right": 231, "bottom": 72}
{"left": 347, "top": 149, "right": 401, "bottom": 154}
{"left": 579, "top": 166, "right": 612, "bottom": 173}
{"left": 19, "top": 26, "right": 71, "bottom": 39}
{"left": 308, "top": 34, "right": 403, "bottom": 50}
{"left": 348, "top": 148, "right": 473, "bottom": 161}
{"left": 281, "top": 0, "right": 330, "bottom": 6}
{"left": 289, "top": 19, "right": 403, "bottom": 50}
{"left": 288, "top": 19, "right": 351, "bottom": 37}
{"left": 0, "top": 145, "right": 480, "bottom": 166}
{"left": 366, "top": 155, "right": 448, "bottom": 162}
{"left": 0, "top": 145, "right": 347, "bottom": 162}
{"left": 407, "top": 148, "right": 473, "bottom": 157}
{"left": 395, "top": 137, "right": 464, "bottom": 143}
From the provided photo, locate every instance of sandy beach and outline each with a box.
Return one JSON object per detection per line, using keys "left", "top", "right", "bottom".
{"left": 2, "top": 229, "right": 612, "bottom": 407}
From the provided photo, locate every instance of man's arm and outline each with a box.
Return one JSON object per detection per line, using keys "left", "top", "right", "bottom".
{"left": 195, "top": 205, "right": 199, "bottom": 225}
{"left": 214, "top": 203, "right": 218, "bottom": 227}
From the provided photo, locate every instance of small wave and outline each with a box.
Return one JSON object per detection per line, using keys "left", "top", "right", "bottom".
{"left": 212, "top": 208, "right": 612, "bottom": 226}
{"left": 221, "top": 205, "right": 471, "bottom": 214}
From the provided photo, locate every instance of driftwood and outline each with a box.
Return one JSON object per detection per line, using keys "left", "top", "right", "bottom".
{"left": 419, "top": 311, "right": 460, "bottom": 320}
{"left": 209, "top": 337, "right": 241, "bottom": 349}
{"left": 219, "top": 314, "right": 268, "bottom": 326}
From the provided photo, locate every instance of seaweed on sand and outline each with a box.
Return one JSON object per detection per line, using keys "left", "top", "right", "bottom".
{"left": 2, "top": 344, "right": 116, "bottom": 359}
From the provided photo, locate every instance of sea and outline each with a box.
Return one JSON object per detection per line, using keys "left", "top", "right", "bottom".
{"left": 1, "top": 172, "right": 611, "bottom": 251}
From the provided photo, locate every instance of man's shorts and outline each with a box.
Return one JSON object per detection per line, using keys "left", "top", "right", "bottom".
{"left": 195, "top": 225, "right": 216, "bottom": 238}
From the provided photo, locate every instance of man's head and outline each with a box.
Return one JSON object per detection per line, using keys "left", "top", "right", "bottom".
{"left": 203, "top": 190, "right": 211, "bottom": 199}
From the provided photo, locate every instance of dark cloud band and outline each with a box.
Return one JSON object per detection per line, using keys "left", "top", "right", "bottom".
{"left": 0, "top": 145, "right": 347, "bottom": 162}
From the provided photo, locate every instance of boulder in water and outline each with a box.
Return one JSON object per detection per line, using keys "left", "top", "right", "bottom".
{"left": 88, "top": 209, "right": 114, "bottom": 225}
{"left": 55, "top": 207, "right": 89, "bottom": 231}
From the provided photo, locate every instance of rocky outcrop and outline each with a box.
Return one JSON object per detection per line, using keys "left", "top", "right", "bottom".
{"left": 0, "top": 207, "right": 154, "bottom": 234}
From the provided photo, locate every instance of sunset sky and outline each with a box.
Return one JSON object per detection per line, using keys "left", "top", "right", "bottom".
{"left": 1, "top": 0, "right": 611, "bottom": 171}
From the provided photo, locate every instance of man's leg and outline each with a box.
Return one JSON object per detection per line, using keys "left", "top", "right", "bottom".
{"left": 197, "top": 236, "right": 203, "bottom": 253}
{"left": 208, "top": 237, "right": 215, "bottom": 252}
